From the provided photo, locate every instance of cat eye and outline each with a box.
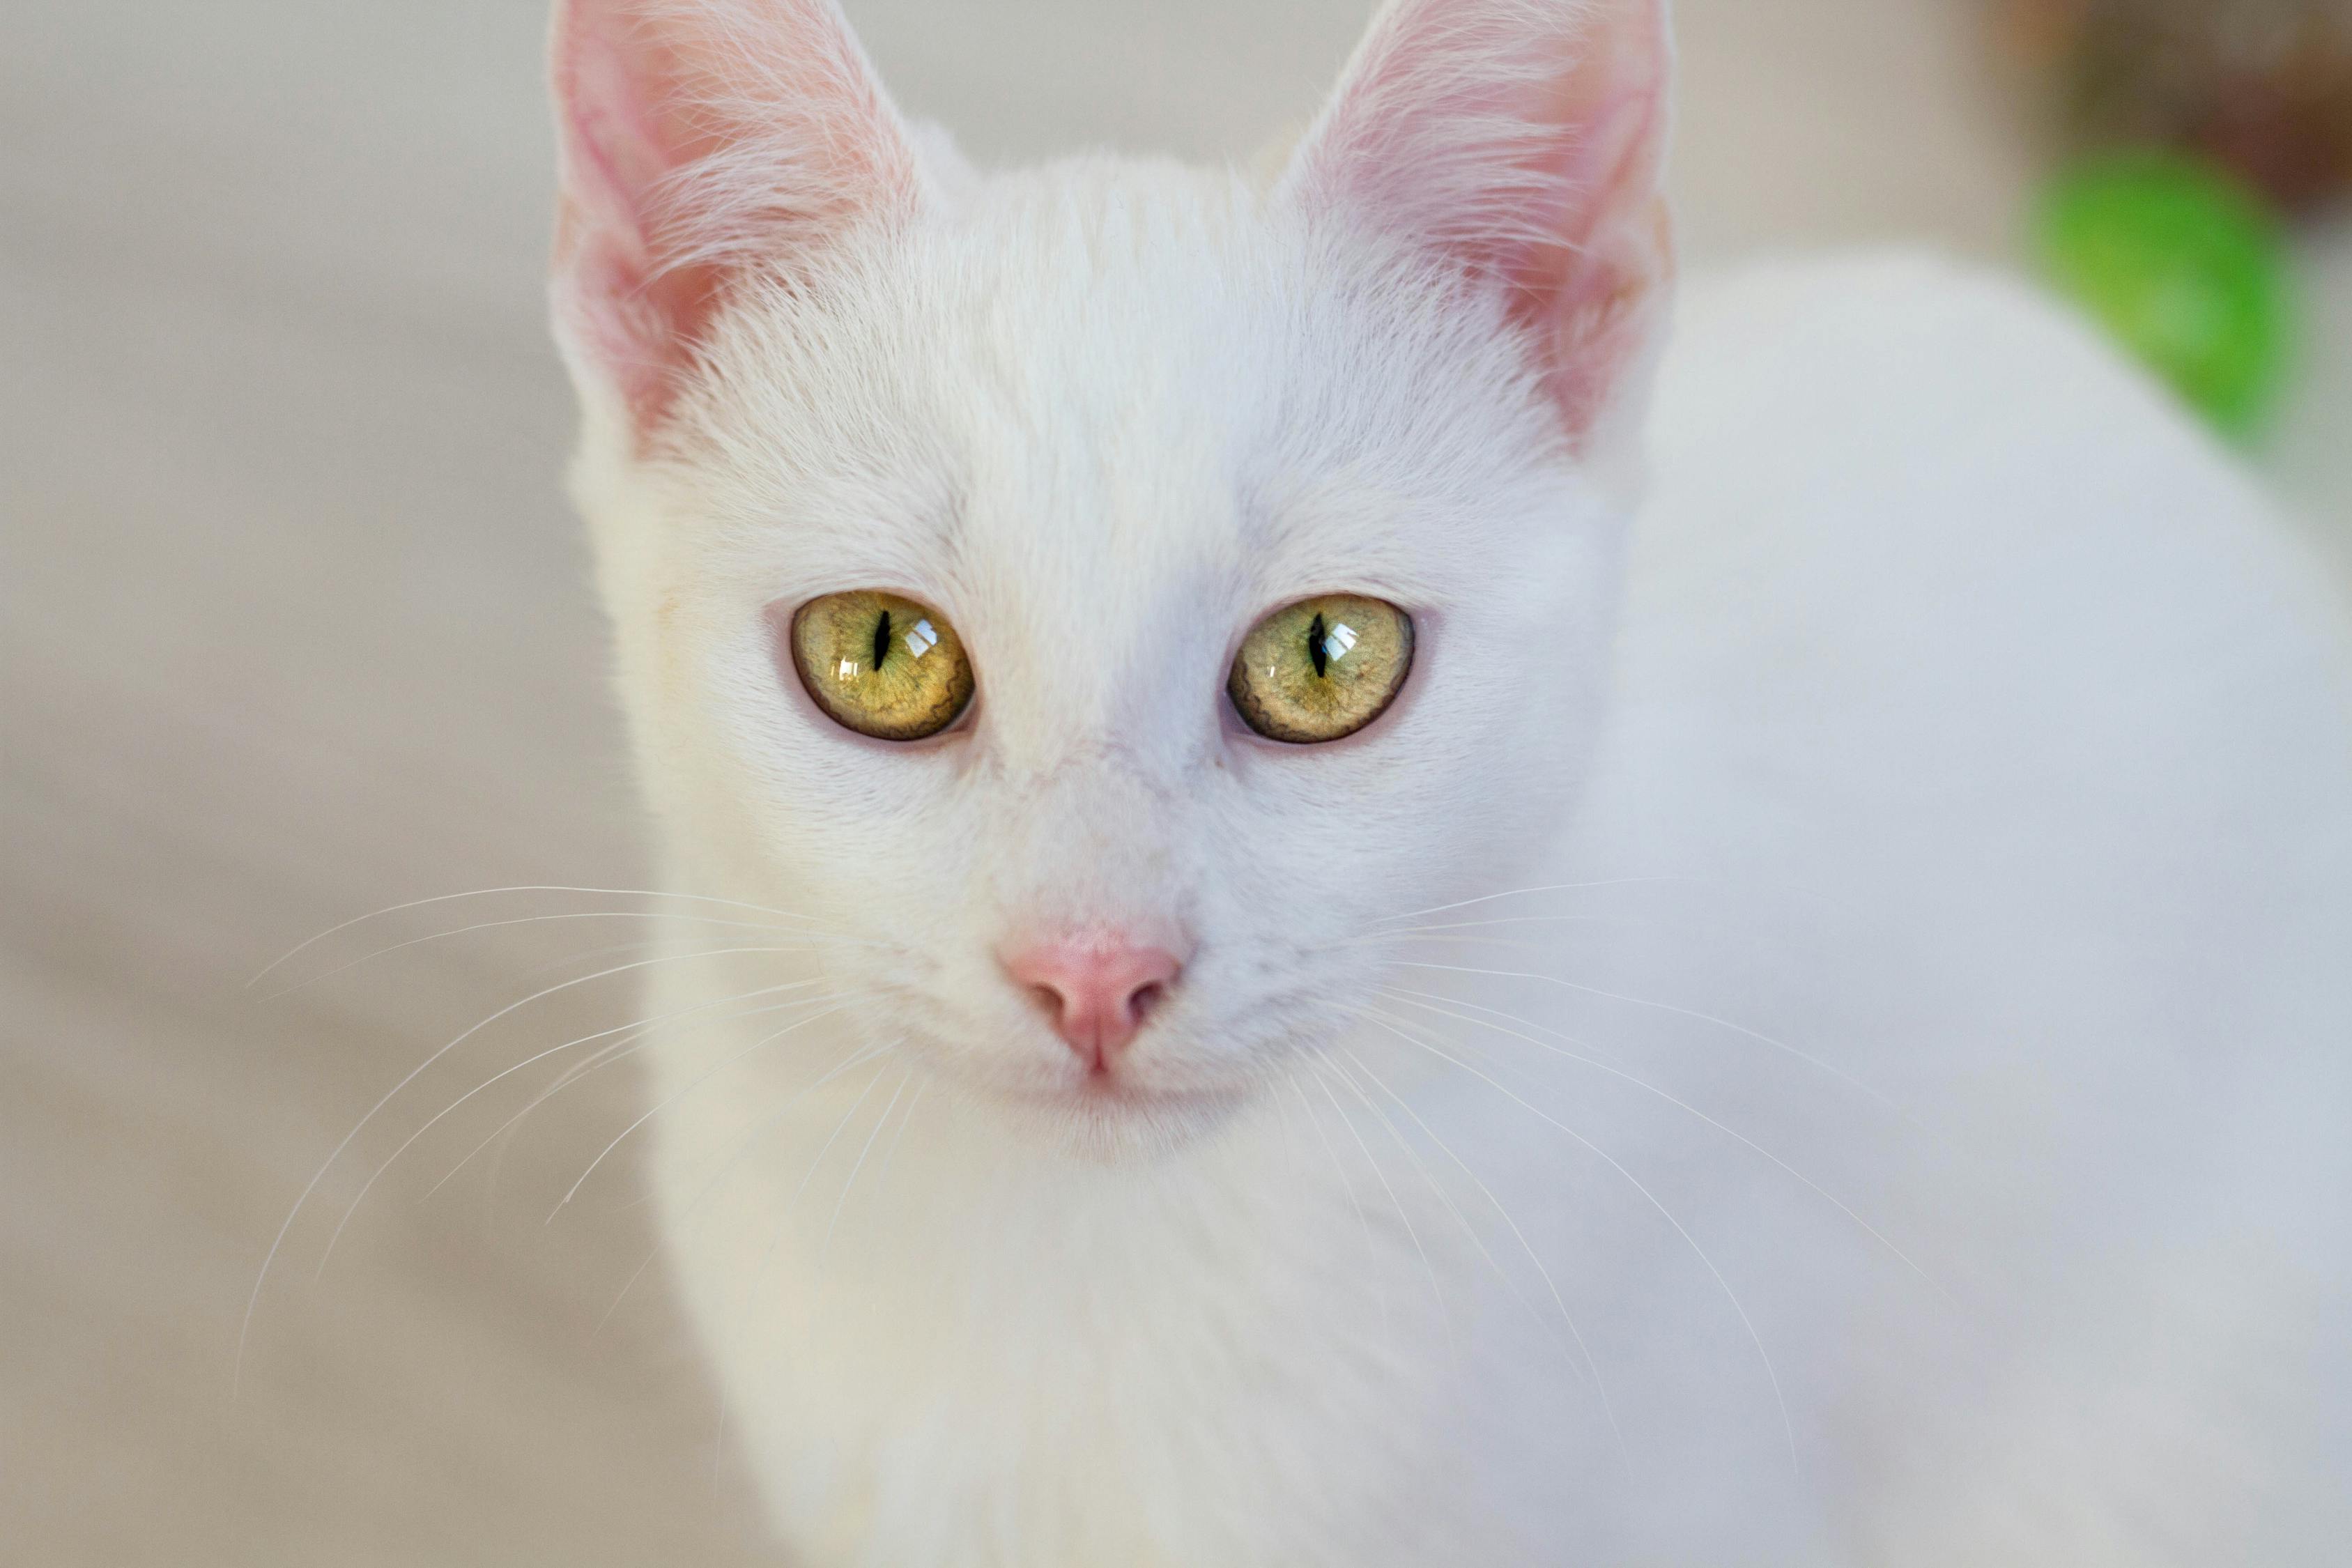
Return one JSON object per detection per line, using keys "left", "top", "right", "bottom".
{"left": 790, "top": 590, "right": 976, "bottom": 741}
{"left": 1227, "top": 594, "right": 1415, "bottom": 744}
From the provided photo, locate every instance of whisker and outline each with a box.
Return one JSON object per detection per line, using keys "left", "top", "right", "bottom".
{"left": 549, "top": 999, "right": 857, "bottom": 1220}
{"left": 594, "top": 1229, "right": 679, "bottom": 1347}
{"left": 590, "top": 1036, "right": 885, "bottom": 1344}
{"left": 434, "top": 979, "right": 845, "bottom": 1198}
{"left": 1312, "top": 1064, "right": 1450, "bottom": 1342}
{"left": 1386, "top": 958, "right": 1909, "bottom": 1121}
{"left": 781, "top": 1052, "right": 898, "bottom": 1220}
{"left": 1367, "top": 877, "right": 1719, "bottom": 928}
{"left": 516, "top": 936, "right": 705, "bottom": 981}
{"left": 236, "top": 942, "right": 822, "bottom": 1397}
{"left": 863, "top": 1076, "right": 927, "bottom": 1218}
{"left": 1347, "top": 932, "right": 1581, "bottom": 958}
{"left": 1288, "top": 1073, "right": 1390, "bottom": 1351}
{"left": 431, "top": 1031, "right": 651, "bottom": 1201}
{"left": 318, "top": 981, "right": 832, "bottom": 1273}
{"left": 1348, "top": 912, "right": 1641, "bottom": 940}
{"left": 1360, "top": 1010, "right": 1800, "bottom": 1473}
{"left": 247, "top": 884, "right": 843, "bottom": 990}
{"left": 816, "top": 1069, "right": 911, "bottom": 1290}
{"left": 1377, "top": 985, "right": 1953, "bottom": 1306}
{"left": 1368, "top": 874, "right": 1860, "bottom": 929}
{"left": 1332, "top": 1040, "right": 1624, "bottom": 1464}
{"left": 1269, "top": 1067, "right": 1311, "bottom": 1186}
{"left": 718, "top": 1054, "right": 897, "bottom": 1470}
{"left": 1318, "top": 1054, "right": 1498, "bottom": 1344}
{"left": 261, "top": 911, "right": 864, "bottom": 1001}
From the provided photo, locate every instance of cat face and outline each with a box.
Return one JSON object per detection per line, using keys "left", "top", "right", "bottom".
{"left": 553, "top": 0, "right": 1673, "bottom": 1148}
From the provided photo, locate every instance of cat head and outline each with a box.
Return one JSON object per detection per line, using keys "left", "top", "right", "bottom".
{"left": 551, "top": 0, "right": 1674, "bottom": 1153}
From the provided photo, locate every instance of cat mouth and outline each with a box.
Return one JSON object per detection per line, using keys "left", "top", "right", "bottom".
{"left": 897, "top": 1016, "right": 1259, "bottom": 1132}
{"left": 997, "top": 1072, "right": 1249, "bottom": 1131}
{"left": 992, "top": 1077, "right": 1252, "bottom": 1160}
{"left": 1015, "top": 1077, "right": 1235, "bottom": 1114}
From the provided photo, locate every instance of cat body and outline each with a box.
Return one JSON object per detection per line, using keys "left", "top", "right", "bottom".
{"left": 551, "top": 1, "right": 2352, "bottom": 1561}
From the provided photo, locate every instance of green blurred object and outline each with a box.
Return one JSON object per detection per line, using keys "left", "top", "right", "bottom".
{"left": 2034, "top": 153, "right": 2296, "bottom": 440}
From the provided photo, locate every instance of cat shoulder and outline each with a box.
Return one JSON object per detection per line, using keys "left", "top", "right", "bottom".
{"left": 1659, "top": 247, "right": 2222, "bottom": 484}
{"left": 1647, "top": 248, "right": 2349, "bottom": 650}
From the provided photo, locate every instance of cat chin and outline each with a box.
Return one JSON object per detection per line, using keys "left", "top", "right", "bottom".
{"left": 973, "top": 1077, "right": 1254, "bottom": 1164}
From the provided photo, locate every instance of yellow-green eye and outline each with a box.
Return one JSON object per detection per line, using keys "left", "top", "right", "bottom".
{"left": 1228, "top": 594, "right": 1414, "bottom": 744}
{"left": 790, "top": 590, "right": 975, "bottom": 741}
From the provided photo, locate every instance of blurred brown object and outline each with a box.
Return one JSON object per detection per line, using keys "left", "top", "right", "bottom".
{"left": 1994, "top": 0, "right": 2352, "bottom": 210}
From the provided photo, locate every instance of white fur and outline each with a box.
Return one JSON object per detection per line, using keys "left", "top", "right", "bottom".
{"left": 553, "top": 3, "right": 2352, "bottom": 1563}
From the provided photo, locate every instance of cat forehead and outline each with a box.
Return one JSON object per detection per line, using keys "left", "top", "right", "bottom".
{"left": 685, "top": 158, "right": 1564, "bottom": 581}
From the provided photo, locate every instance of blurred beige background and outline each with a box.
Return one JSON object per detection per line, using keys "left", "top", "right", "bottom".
{"left": 2, "top": 2, "right": 2345, "bottom": 1563}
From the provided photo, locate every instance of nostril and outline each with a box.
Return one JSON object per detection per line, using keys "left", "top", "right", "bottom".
{"left": 1126, "top": 981, "right": 1165, "bottom": 1026}
{"left": 1025, "top": 982, "right": 1067, "bottom": 1024}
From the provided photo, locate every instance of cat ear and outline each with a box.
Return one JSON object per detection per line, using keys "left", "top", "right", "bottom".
{"left": 1281, "top": 0, "right": 1675, "bottom": 449}
{"left": 548, "top": 0, "right": 925, "bottom": 435}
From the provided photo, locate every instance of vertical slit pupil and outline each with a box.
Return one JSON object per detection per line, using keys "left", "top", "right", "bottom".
{"left": 1307, "top": 612, "right": 1328, "bottom": 678}
{"left": 872, "top": 609, "right": 893, "bottom": 673}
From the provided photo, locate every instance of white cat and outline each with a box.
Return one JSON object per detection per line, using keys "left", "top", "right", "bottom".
{"left": 548, "top": 0, "right": 2352, "bottom": 1561}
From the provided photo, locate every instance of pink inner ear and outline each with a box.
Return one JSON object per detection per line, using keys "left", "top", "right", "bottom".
{"left": 548, "top": 0, "right": 920, "bottom": 437}
{"left": 552, "top": 32, "right": 704, "bottom": 426}
{"left": 1284, "top": 0, "right": 1674, "bottom": 446}
{"left": 1512, "top": 86, "right": 1674, "bottom": 441}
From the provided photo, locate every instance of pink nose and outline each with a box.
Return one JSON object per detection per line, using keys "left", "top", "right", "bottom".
{"left": 1001, "top": 940, "right": 1184, "bottom": 1069}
